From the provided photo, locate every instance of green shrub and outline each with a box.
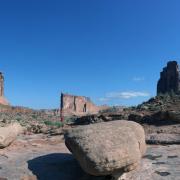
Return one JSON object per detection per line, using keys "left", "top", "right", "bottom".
{"left": 63, "top": 116, "right": 77, "bottom": 124}
{"left": 44, "top": 120, "right": 64, "bottom": 128}
{"left": 31, "top": 114, "right": 37, "bottom": 119}
{"left": 16, "top": 117, "right": 22, "bottom": 122}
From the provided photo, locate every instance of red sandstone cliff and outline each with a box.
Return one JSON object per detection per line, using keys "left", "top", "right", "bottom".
{"left": 60, "top": 93, "right": 108, "bottom": 116}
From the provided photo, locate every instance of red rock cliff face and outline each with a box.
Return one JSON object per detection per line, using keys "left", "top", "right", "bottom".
{"left": 61, "top": 93, "right": 107, "bottom": 116}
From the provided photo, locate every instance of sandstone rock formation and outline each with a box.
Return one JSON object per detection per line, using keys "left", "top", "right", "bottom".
{"left": 60, "top": 93, "right": 107, "bottom": 116}
{"left": 0, "top": 72, "right": 9, "bottom": 105}
{"left": 157, "top": 61, "right": 180, "bottom": 95}
{"left": 0, "top": 72, "right": 4, "bottom": 97}
{"left": 0, "top": 122, "right": 24, "bottom": 148}
{"left": 65, "top": 120, "right": 146, "bottom": 176}
{"left": 0, "top": 97, "right": 9, "bottom": 106}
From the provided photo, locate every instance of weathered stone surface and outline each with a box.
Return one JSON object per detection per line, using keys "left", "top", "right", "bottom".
{"left": 117, "top": 120, "right": 146, "bottom": 155}
{"left": 157, "top": 61, "right": 180, "bottom": 95}
{"left": 113, "top": 145, "right": 180, "bottom": 180}
{"left": 146, "top": 133, "right": 180, "bottom": 145}
{"left": 65, "top": 120, "right": 146, "bottom": 176}
{"left": 0, "top": 123, "right": 24, "bottom": 148}
{"left": 20, "top": 175, "right": 37, "bottom": 180}
{"left": 60, "top": 93, "right": 108, "bottom": 116}
{"left": 0, "top": 133, "right": 179, "bottom": 180}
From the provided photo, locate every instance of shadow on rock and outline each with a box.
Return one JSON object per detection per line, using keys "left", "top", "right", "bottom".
{"left": 28, "top": 153, "right": 85, "bottom": 180}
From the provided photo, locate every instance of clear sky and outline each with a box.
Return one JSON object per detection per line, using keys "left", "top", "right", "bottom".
{"left": 0, "top": 0, "right": 180, "bottom": 109}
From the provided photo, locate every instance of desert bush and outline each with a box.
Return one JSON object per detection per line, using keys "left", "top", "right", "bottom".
{"left": 99, "top": 106, "right": 122, "bottom": 113}
{"left": 44, "top": 120, "right": 64, "bottom": 128}
{"left": 63, "top": 116, "right": 77, "bottom": 124}
{"left": 16, "top": 117, "right": 22, "bottom": 122}
{"left": 31, "top": 114, "right": 37, "bottom": 119}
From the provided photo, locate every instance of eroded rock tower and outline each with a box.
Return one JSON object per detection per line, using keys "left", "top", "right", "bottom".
{"left": 157, "top": 61, "right": 180, "bottom": 95}
{"left": 0, "top": 72, "right": 9, "bottom": 105}
{"left": 0, "top": 72, "right": 4, "bottom": 97}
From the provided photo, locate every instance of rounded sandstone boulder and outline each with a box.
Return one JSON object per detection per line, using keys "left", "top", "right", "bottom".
{"left": 0, "top": 122, "right": 24, "bottom": 148}
{"left": 64, "top": 120, "right": 146, "bottom": 176}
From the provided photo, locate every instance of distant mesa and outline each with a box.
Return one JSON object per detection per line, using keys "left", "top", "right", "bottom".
{"left": 157, "top": 61, "right": 180, "bottom": 95}
{"left": 60, "top": 93, "right": 108, "bottom": 116}
{"left": 0, "top": 72, "right": 9, "bottom": 106}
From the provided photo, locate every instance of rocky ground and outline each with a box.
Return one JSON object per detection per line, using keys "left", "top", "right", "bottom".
{"left": 0, "top": 94, "right": 180, "bottom": 179}
{"left": 1, "top": 94, "right": 180, "bottom": 135}
{"left": 74, "top": 94, "right": 180, "bottom": 146}
{"left": 120, "top": 144, "right": 180, "bottom": 180}
{"left": 0, "top": 104, "right": 72, "bottom": 134}
{"left": 0, "top": 134, "right": 179, "bottom": 180}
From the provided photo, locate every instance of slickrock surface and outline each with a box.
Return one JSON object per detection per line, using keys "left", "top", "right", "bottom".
{"left": 0, "top": 134, "right": 75, "bottom": 180}
{"left": 146, "top": 133, "right": 180, "bottom": 145}
{"left": 117, "top": 145, "right": 180, "bottom": 180}
{"left": 0, "top": 134, "right": 179, "bottom": 180}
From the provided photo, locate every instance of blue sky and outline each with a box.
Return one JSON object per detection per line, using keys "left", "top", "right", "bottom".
{"left": 0, "top": 0, "right": 180, "bottom": 109}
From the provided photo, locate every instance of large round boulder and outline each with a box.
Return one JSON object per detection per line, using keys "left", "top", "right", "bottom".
{"left": 64, "top": 120, "right": 146, "bottom": 176}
